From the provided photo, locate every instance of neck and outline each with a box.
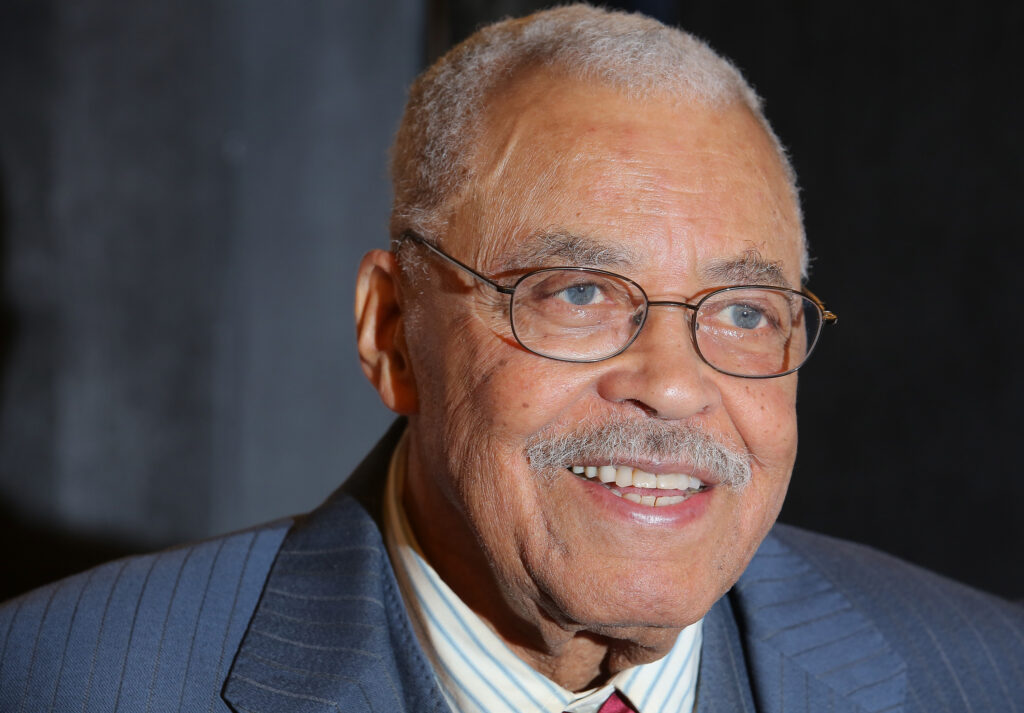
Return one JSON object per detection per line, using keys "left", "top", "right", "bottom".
{"left": 503, "top": 625, "right": 679, "bottom": 692}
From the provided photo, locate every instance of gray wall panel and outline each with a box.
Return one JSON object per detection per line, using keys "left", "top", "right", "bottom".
{"left": 0, "top": 1, "right": 421, "bottom": 554}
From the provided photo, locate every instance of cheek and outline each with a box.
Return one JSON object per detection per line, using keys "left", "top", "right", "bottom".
{"left": 415, "top": 313, "right": 589, "bottom": 506}
{"left": 724, "top": 379, "right": 798, "bottom": 527}
{"left": 454, "top": 340, "right": 595, "bottom": 439}
{"left": 727, "top": 379, "right": 799, "bottom": 462}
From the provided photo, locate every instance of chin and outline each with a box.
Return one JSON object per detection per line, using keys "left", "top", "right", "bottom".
{"left": 538, "top": 561, "right": 727, "bottom": 636}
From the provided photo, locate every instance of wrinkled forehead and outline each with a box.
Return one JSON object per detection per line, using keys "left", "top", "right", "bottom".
{"left": 443, "top": 72, "right": 804, "bottom": 289}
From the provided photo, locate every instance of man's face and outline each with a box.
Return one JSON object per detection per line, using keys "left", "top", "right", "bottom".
{"left": 399, "top": 73, "right": 804, "bottom": 647}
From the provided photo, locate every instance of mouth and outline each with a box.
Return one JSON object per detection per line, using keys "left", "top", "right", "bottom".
{"left": 566, "top": 465, "right": 708, "bottom": 507}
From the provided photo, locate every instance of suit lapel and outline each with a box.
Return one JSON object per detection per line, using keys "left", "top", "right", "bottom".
{"left": 729, "top": 528, "right": 907, "bottom": 713}
{"left": 695, "top": 593, "right": 758, "bottom": 713}
{"left": 222, "top": 421, "right": 447, "bottom": 713}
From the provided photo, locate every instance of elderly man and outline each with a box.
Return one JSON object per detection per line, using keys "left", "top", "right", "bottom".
{"left": 1, "top": 5, "right": 1020, "bottom": 713}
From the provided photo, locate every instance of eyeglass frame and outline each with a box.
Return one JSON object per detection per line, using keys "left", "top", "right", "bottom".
{"left": 399, "top": 231, "right": 837, "bottom": 378}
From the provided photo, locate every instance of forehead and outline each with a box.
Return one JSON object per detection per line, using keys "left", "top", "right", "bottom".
{"left": 447, "top": 72, "right": 804, "bottom": 289}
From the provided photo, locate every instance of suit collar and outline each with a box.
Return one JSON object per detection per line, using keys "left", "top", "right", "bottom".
{"left": 222, "top": 419, "right": 446, "bottom": 713}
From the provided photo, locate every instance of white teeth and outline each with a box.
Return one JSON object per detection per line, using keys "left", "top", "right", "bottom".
{"left": 614, "top": 467, "right": 632, "bottom": 487}
{"left": 657, "top": 474, "right": 680, "bottom": 490}
{"left": 570, "top": 464, "right": 706, "bottom": 506}
{"left": 632, "top": 470, "right": 657, "bottom": 489}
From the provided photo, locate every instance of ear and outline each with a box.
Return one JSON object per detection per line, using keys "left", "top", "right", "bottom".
{"left": 354, "top": 249, "right": 418, "bottom": 414}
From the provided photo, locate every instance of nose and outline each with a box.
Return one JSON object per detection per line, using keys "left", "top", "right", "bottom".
{"left": 595, "top": 305, "right": 722, "bottom": 420}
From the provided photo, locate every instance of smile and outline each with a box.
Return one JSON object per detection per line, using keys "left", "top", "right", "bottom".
{"left": 567, "top": 465, "right": 708, "bottom": 507}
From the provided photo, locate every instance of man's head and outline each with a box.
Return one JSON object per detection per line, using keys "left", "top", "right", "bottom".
{"left": 356, "top": 4, "right": 809, "bottom": 684}
{"left": 389, "top": 3, "right": 805, "bottom": 275}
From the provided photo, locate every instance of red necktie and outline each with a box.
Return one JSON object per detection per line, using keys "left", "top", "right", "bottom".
{"left": 597, "top": 690, "right": 638, "bottom": 713}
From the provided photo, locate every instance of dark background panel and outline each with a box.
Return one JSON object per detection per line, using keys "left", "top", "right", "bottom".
{"left": 1, "top": 1, "right": 1021, "bottom": 601}
{"left": 0, "top": 0, "right": 422, "bottom": 599}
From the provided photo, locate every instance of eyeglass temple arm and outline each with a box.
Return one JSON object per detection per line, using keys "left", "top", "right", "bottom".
{"left": 802, "top": 287, "right": 838, "bottom": 323}
{"left": 400, "top": 232, "right": 515, "bottom": 295}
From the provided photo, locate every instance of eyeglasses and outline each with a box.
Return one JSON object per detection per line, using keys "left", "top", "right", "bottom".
{"left": 401, "top": 232, "right": 837, "bottom": 378}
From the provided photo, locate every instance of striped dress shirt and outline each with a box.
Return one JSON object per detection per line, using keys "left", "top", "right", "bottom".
{"left": 382, "top": 433, "right": 703, "bottom": 713}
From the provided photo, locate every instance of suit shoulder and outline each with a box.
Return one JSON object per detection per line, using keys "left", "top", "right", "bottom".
{"left": 0, "top": 520, "right": 290, "bottom": 712}
{"left": 757, "top": 524, "right": 1024, "bottom": 704}
{"left": 734, "top": 525, "right": 1024, "bottom": 711}
{"left": 768, "top": 522, "right": 1022, "bottom": 617}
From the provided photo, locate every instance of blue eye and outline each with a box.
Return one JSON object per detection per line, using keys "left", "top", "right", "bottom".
{"left": 557, "top": 283, "right": 600, "bottom": 305}
{"left": 726, "top": 304, "right": 765, "bottom": 329}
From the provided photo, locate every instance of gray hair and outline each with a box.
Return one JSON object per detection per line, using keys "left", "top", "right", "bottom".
{"left": 390, "top": 3, "right": 806, "bottom": 276}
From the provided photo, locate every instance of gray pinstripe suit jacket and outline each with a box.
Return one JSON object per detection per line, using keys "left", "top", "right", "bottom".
{"left": 2, "top": 421, "right": 1022, "bottom": 712}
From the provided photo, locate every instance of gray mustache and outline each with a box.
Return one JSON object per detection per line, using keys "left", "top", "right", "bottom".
{"left": 524, "top": 420, "right": 752, "bottom": 490}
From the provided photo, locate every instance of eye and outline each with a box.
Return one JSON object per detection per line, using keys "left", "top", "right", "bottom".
{"left": 555, "top": 282, "right": 604, "bottom": 306}
{"left": 723, "top": 303, "right": 767, "bottom": 330}
{"left": 698, "top": 290, "right": 788, "bottom": 335}
{"left": 517, "top": 270, "right": 641, "bottom": 318}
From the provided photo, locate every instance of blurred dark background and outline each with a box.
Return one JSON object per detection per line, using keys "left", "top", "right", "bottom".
{"left": 1, "top": 0, "right": 1021, "bottom": 602}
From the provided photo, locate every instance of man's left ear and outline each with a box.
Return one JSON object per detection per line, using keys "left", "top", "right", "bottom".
{"left": 354, "top": 249, "right": 418, "bottom": 414}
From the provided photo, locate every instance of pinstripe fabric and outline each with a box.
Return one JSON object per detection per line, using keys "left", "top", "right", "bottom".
{"left": 220, "top": 494, "right": 448, "bottom": 713}
{"left": 693, "top": 594, "right": 757, "bottom": 713}
{"left": 732, "top": 526, "right": 1024, "bottom": 713}
{"left": 2, "top": 422, "right": 1022, "bottom": 712}
{"left": 731, "top": 533, "right": 905, "bottom": 713}
{"left": 220, "top": 421, "right": 449, "bottom": 713}
{"left": 0, "top": 525, "right": 286, "bottom": 712}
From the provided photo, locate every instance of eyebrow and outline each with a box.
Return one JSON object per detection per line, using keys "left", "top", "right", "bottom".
{"left": 701, "top": 250, "right": 794, "bottom": 290}
{"left": 497, "top": 233, "right": 794, "bottom": 289}
{"left": 497, "top": 231, "right": 638, "bottom": 272}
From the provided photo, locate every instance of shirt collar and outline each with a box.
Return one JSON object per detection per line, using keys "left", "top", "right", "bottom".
{"left": 383, "top": 430, "right": 703, "bottom": 713}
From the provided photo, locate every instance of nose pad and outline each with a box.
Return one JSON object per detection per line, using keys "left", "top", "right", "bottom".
{"left": 597, "top": 304, "right": 721, "bottom": 420}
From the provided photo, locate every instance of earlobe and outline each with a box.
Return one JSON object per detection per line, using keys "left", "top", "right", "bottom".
{"left": 355, "top": 249, "right": 419, "bottom": 414}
